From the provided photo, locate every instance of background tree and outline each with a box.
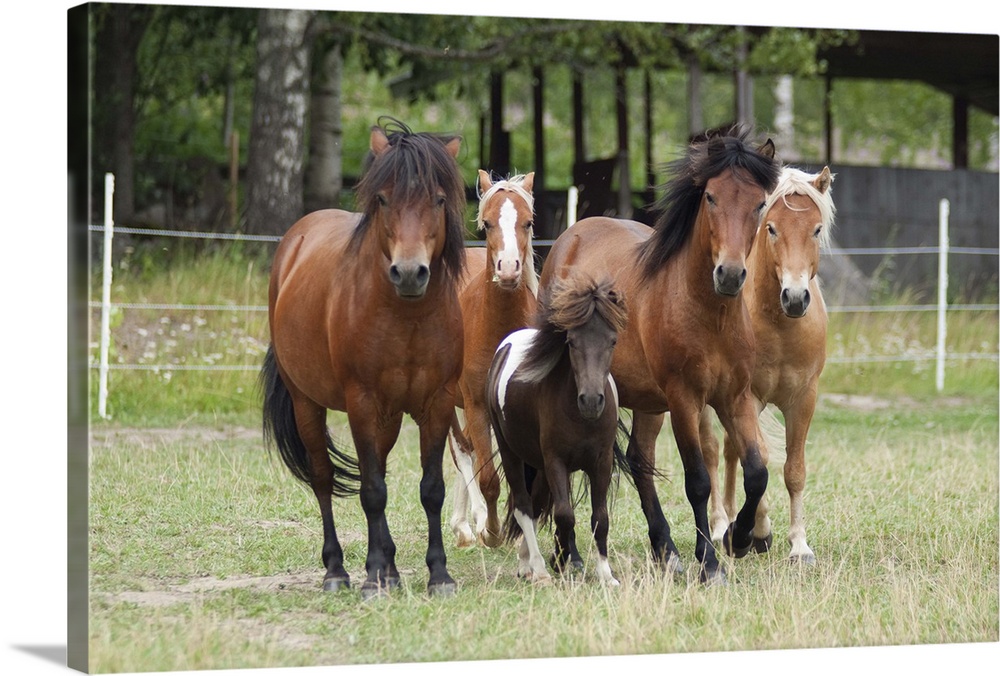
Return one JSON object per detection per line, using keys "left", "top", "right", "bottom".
{"left": 245, "top": 8, "right": 316, "bottom": 236}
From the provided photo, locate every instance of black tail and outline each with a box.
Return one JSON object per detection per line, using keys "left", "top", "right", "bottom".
{"left": 618, "top": 414, "right": 669, "bottom": 486}
{"left": 259, "top": 344, "right": 361, "bottom": 496}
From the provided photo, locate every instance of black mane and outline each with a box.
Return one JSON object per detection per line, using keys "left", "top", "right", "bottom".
{"left": 637, "top": 125, "right": 779, "bottom": 280}
{"left": 349, "top": 118, "right": 467, "bottom": 283}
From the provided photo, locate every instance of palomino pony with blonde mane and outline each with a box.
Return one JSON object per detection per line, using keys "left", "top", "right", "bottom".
{"left": 701, "top": 165, "right": 835, "bottom": 565}
{"left": 539, "top": 126, "right": 780, "bottom": 584}
{"left": 449, "top": 171, "right": 538, "bottom": 548}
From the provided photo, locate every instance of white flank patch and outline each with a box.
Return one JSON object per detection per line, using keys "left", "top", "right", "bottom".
{"left": 496, "top": 328, "right": 537, "bottom": 416}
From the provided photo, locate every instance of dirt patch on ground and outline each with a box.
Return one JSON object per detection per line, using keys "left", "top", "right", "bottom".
{"left": 819, "top": 393, "right": 975, "bottom": 411}
{"left": 98, "top": 571, "right": 323, "bottom": 609}
{"left": 90, "top": 426, "right": 261, "bottom": 447}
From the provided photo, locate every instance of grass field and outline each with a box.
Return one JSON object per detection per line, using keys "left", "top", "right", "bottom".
{"left": 83, "top": 247, "right": 999, "bottom": 673}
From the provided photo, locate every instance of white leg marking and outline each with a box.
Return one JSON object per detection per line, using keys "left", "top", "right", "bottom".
{"left": 595, "top": 555, "right": 620, "bottom": 587}
{"left": 513, "top": 508, "right": 550, "bottom": 582}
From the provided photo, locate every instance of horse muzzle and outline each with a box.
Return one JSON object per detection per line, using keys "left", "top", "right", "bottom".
{"left": 577, "top": 391, "right": 606, "bottom": 421}
{"left": 780, "top": 287, "right": 810, "bottom": 318}
{"left": 389, "top": 260, "right": 431, "bottom": 298}
{"left": 713, "top": 263, "right": 747, "bottom": 297}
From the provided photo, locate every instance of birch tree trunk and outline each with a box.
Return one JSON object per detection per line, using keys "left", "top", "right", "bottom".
{"left": 245, "top": 8, "right": 314, "bottom": 236}
{"left": 304, "top": 41, "right": 344, "bottom": 213}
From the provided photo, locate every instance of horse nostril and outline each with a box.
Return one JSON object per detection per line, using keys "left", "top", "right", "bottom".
{"left": 740, "top": 268, "right": 747, "bottom": 284}
{"left": 416, "top": 264, "right": 430, "bottom": 286}
{"left": 514, "top": 259, "right": 520, "bottom": 272}
{"left": 802, "top": 289, "right": 810, "bottom": 306}
{"left": 781, "top": 288, "right": 790, "bottom": 305}
{"left": 389, "top": 264, "right": 402, "bottom": 284}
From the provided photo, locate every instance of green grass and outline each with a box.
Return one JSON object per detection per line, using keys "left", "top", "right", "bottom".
{"left": 83, "top": 248, "right": 999, "bottom": 672}
{"left": 87, "top": 398, "right": 998, "bottom": 672}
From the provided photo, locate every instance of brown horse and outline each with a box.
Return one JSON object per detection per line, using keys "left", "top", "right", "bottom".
{"left": 487, "top": 274, "right": 628, "bottom": 585}
{"left": 539, "top": 127, "right": 780, "bottom": 583}
{"left": 702, "top": 165, "right": 835, "bottom": 565}
{"left": 449, "top": 171, "right": 538, "bottom": 548}
{"left": 260, "top": 120, "right": 467, "bottom": 599}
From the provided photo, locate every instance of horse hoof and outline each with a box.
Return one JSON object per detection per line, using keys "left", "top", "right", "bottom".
{"left": 790, "top": 552, "right": 817, "bottom": 566}
{"left": 428, "top": 581, "right": 458, "bottom": 598}
{"left": 664, "top": 552, "right": 685, "bottom": 576}
{"left": 723, "top": 523, "right": 753, "bottom": 558}
{"left": 752, "top": 532, "right": 773, "bottom": 554}
{"left": 454, "top": 530, "right": 477, "bottom": 549}
{"left": 699, "top": 566, "right": 727, "bottom": 587}
{"left": 479, "top": 530, "right": 503, "bottom": 549}
{"left": 322, "top": 576, "right": 350, "bottom": 592}
{"left": 360, "top": 583, "right": 389, "bottom": 601}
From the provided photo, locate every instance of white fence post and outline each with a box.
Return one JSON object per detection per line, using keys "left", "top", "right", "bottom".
{"left": 98, "top": 173, "right": 115, "bottom": 419}
{"left": 566, "top": 186, "right": 578, "bottom": 229}
{"left": 936, "top": 198, "right": 950, "bottom": 393}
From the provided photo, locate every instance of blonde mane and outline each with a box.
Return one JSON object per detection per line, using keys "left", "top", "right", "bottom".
{"left": 764, "top": 167, "right": 836, "bottom": 250}
{"left": 476, "top": 173, "right": 539, "bottom": 296}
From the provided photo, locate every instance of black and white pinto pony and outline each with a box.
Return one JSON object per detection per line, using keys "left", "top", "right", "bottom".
{"left": 487, "top": 274, "right": 629, "bottom": 586}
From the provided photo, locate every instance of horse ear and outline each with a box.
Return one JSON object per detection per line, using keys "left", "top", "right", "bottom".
{"left": 521, "top": 172, "right": 535, "bottom": 194}
{"left": 478, "top": 170, "right": 493, "bottom": 195}
{"left": 444, "top": 136, "right": 462, "bottom": 159}
{"left": 370, "top": 127, "right": 390, "bottom": 156}
{"left": 814, "top": 166, "right": 834, "bottom": 194}
{"left": 758, "top": 138, "right": 776, "bottom": 159}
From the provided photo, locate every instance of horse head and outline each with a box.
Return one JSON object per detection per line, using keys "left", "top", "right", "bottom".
{"left": 762, "top": 166, "right": 835, "bottom": 317}
{"left": 358, "top": 122, "right": 465, "bottom": 299}
{"left": 703, "top": 136, "right": 777, "bottom": 297}
{"left": 550, "top": 277, "right": 627, "bottom": 420}
{"left": 477, "top": 171, "right": 536, "bottom": 292}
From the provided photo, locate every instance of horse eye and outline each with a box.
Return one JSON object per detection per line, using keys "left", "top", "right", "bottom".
{"left": 766, "top": 224, "right": 777, "bottom": 237}
{"left": 813, "top": 226, "right": 823, "bottom": 238}
{"left": 757, "top": 202, "right": 767, "bottom": 213}
{"left": 435, "top": 195, "right": 446, "bottom": 207}
{"left": 483, "top": 220, "right": 493, "bottom": 230}
{"left": 705, "top": 193, "right": 716, "bottom": 206}
{"left": 524, "top": 221, "right": 534, "bottom": 230}
{"left": 376, "top": 194, "right": 388, "bottom": 208}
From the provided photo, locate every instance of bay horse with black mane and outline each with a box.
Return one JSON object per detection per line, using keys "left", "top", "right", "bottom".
{"left": 260, "top": 119, "right": 467, "bottom": 599}
{"left": 539, "top": 126, "right": 780, "bottom": 583}
{"left": 448, "top": 171, "right": 538, "bottom": 549}
{"left": 702, "top": 165, "right": 835, "bottom": 565}
{"left": 488, "top": 274, "right": 628, "bottom": 586}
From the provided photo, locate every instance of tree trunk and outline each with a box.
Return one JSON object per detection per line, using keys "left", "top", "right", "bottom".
{"left": 304, "top": 41, "right": 344, "bottom": 214}
{"left": 245, "top": 8, "right": 314, "bottom": 236}
{"left": 93, "top": 4, "right": 153, "bottom": 225}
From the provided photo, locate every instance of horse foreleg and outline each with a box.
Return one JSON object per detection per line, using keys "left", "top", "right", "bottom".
{"left": 291, "top": 398, "right": 351, "bottom": 592}
{"left": 589, "top": 465, "right": 619, "bottom": 587}
{"left": 447, "top": 414, "right": 479, "bottom": 548}
{"left": 500, "top": 451, "right": 550, "bottom": 582}
{"left": 718, "top": 396, "right": 770, "bottom": 561}
{"left": 669, "top": 402, "right": 724, "bottom": 585}
{"left": 783, "top": 389, "right": 818, "bottom": 564}
{"left": 347, "top": 402, "right": 401, "bottom": 600}
{"left": 466, "top": 402, "right": 503, "bottom": 547}
{"left": 699, "top": 408, "right": 728, "bottom": 542}
{"left": 543, "top": 457, "right": 579, "bottom": 575}
{"left": 418, "top": 400, "right": 458, "bottom": 596}
{"left": 626, "top": 411, "right": 682, "bottom": 572}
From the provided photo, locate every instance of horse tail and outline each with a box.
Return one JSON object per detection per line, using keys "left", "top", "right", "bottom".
{"left": 618, "top": 415, "right": 670, "bottom": 485}
{"left": 759, "top": 405, "right": 787, "bottom": 466}
{"left": 260, "top": 344, "right": 361, "bottom": 496}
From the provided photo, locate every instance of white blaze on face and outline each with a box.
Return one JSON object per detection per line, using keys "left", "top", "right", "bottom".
{"left": 495, "top": 197, "right": 522, "bottom": 279}
{"left": 496, "top": 328, "right": 536, "bottom": 416}
{"left": 781, "top": 269, "right": 810, "bottom": 294}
